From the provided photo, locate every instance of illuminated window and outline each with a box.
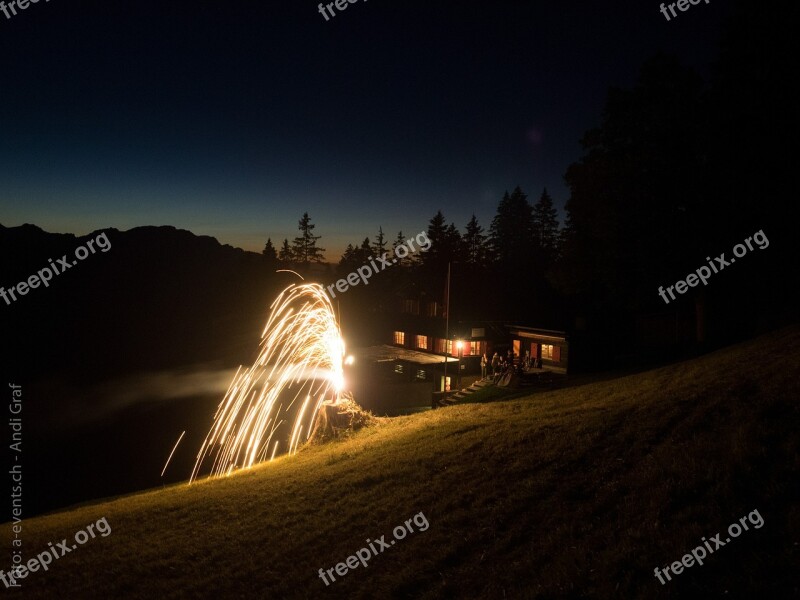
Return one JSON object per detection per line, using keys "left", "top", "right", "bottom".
{"left": 403, "top": 299, "right": 419, "bottom": 314}
{"left": 443, "top": 376, "right": 451, "bottom": 391}
{"left": 416, "top": 335, "right": 428, "bottom": 350}
{"left": 435, "top": 339, "right": 452, "bottom": 354}
{"left": 541, "top": 344, "right": 554, "bottom": 360}
{"left": 393, "top": 331, "right": 405, "bottom": 346}
{"left": 426, "top": 302, "right": 439, "bottom": 317}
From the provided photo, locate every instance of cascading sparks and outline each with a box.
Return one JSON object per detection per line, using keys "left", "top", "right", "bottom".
{"left": 190, "top": 282, "right": 345, "bottom": 482}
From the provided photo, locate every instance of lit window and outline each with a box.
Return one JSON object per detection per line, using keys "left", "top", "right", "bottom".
{"left": 443, "top": 376, "right": 451, "bottom": 391}
{"left": 416, "top": 335, "right": 428, "bottom": 350}
{"left": 541, "top": 344, "right": 554, "bottom": 360}
{"left": 435, "top": 339, "right": 452, "bottom": 354}
{"left": 393, "top": 331, "right": 405, "bottom": 346}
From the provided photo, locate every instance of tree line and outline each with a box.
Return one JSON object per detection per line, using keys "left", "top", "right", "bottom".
{"left": 262, "top": 187, "right": 560, "bottom": 277}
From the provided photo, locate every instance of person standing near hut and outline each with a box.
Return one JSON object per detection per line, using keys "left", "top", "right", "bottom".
{"left": 491, "top": 352, "right": 500, "bottom": 378}
{"left": 481, "top": 353, "right": 488, "bottom": 379}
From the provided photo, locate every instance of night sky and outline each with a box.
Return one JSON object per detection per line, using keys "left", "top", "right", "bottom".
{"left": 1, "top": 0, "right": 731, "bottom": 257}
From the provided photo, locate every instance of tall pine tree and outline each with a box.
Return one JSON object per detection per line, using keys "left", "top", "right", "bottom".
{"left": 393, "top": 231, "right": 408, "bottom": 266}
{"left": 278, "top": 238, "right": 294, "bottom": 264}
{"left": 262, "top": 237, "right": 278, "bottom": 269}
{"left": 373, "top": 226, "right": 387, "bottom": 258}
{"left": 532, "top": 188, "right": 560, "bottom": 264}
{"left": 337, "top": 243, "right": 359, "bottom": 277}
{"left": 291, "top": 212, "right": 326, "bottom": 266}
{"left": 444, "top": 222, "right": 463, "bottom": 261}
{"left": 463, "top": 214, "right": 487, "bottom": 265}
{"left": 262, "top": 238, "right": 277, "bottom": 260}
{"left": 421, "top": 210, "right": 449, "bottom": 271}
{"left": 488, "top": 186, "right": 534, "bottom": 265}
{"left": 356, "top": 237, "right": 374, "bottom": 264}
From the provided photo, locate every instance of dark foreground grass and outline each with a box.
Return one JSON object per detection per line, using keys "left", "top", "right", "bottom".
{"left": 4, "top": 327, "right": 799, "bottom": 599}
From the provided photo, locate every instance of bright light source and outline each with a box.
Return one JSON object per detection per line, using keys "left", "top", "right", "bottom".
{"left": 344, "top": 355, "right": 355, "bottom": 365}
{"left": 190, "top": 282, "right": 346, "bottom": 482}
{"left": 456, "top": 340, "right": 463, "bottom": 350}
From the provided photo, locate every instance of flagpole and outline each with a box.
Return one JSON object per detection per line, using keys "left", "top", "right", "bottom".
{"left": 443, "top": 261, "right": 450, "bottom": 404}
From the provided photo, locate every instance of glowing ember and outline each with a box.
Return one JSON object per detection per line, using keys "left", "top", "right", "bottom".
{"left": 189, "top": 282, "right": 346, "bottom": 482}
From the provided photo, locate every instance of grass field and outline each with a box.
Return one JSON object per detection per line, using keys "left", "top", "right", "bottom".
{"left": 4, "top": 326, "right": 799, "bottom": 599}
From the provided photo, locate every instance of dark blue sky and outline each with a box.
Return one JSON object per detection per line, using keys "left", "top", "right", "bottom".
{"left": 0, "top": 0, "right": 730, "bottom": 256}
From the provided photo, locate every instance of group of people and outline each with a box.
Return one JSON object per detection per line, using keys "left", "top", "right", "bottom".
{"left": 480, "top": 350, "right": 541, "bottom": 382}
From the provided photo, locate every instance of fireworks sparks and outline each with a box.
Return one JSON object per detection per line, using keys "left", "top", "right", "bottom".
{"left": 189, "top": 282, "right": 346, "bottom": 482}
{"left": 161, "top": 430, "right": 186, "bottom": 477}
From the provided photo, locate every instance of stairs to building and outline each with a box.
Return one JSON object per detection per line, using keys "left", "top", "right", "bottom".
{"left": 436, "top": 378, "right": 493, "bottom": 407}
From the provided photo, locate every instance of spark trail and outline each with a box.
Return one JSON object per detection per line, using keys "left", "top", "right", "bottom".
{"left": 190, "top": 282, "right": 345, "bottom": 482}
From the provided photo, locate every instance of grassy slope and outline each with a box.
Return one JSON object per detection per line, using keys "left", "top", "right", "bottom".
{"left": 5, "top": 327, "right": 799, "bottom": 599}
